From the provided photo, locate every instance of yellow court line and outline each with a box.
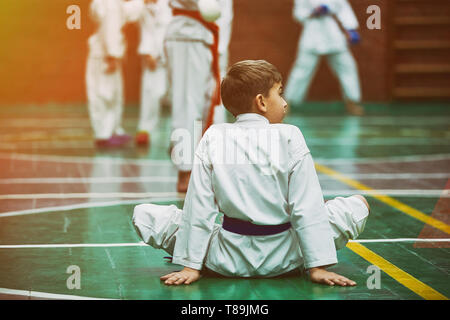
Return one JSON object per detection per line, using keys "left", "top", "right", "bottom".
{"left": 315, "top": 163, "right": 450, "bottom": 235}
{"left": 347, "top": 242, "right": 447, "bottom": 300}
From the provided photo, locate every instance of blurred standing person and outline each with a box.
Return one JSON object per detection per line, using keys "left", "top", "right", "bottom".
{"left": 212, "top": 0, "right": 234, "bottom": 124}
{"left": 135, "top": 0, "right": 173, "bottom": 146}
{"left": 285, "top": 0, "right": 364, "bottom": 116}
{"left": 165, "top": 0, "right": 222, "bottom": 192}
{"left": 86, "top": 0, "right": 144, "bottom": 148}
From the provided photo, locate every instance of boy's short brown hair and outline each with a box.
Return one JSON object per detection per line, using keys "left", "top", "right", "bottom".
{"left": 220, "top": 60, "right": 282, "bottom": 116}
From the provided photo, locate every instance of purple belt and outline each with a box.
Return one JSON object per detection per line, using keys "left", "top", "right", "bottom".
{"left": 222, "top": 216, "right": 291, "bottom": 236}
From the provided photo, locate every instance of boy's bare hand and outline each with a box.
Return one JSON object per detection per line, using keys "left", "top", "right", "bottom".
{"left": 104, "top": 56, "right": 120, "bottom": 74}
{"left": 143, "top": 54, "right": 158, "bottom": 71}
{"left": 308, "top": 267, "right": 356, "bottom": 287}
{"left": 160, "top": 267, "right": 201, "bottom": 286}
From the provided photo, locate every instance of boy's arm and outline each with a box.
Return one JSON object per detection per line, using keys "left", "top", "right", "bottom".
{"left": 138, "top": 2, "right": 171, "bottom": 68}
{"left": 101, "top": 0, "right": 124, "bottom": 59}
{"left": 288, "top": 128, "right": 356, "bottom": 286}
{"left": 288, "top": 152, "right": 338, "bottom": 269}
{"left": 170, "top": 134, "right": 219, "bottom": 275}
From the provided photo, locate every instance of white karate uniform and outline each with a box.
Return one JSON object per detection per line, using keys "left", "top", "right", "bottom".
{"left": 137, "top": 0, "right": 172, "bottom": 133}
{"left": 86, "top": 0, "right": 144, "bottom": 140}
{"left": 285, "top": 0, "right": 361, "bottom": 105}
{"left": 213, "top": 0, "right": 234, "bottom": 124}
{"left": 165, "top": 0, "right": 225, "bottom": 171}
{"left": 133, "top": 113, "right": 369, "bottom": 277}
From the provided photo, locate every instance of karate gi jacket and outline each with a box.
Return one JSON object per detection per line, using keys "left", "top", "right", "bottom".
{"left": 172, "top": 113, "right": 338, "bottom": 277}
{"left": 293, "top": 0, "right": 359, "bottom": 54}
{"left": 138, "top": 0, "right": 173, "bottom": 62}
{"left": 88, "top": 0, "right": 144, "bottom": 59}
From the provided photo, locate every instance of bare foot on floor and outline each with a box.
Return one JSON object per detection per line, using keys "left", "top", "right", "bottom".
{"left": 345, "top": 101, "right": 365, "bottom": 116}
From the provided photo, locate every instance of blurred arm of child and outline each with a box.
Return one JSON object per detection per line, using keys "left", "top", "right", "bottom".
{"left": 138, "top": 0, "right": 172, "bottom": 71}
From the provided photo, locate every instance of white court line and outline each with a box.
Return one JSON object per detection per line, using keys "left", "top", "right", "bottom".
{"left": 0, "top": 242, "right": 148, "bottom": 249}
{"left": 1, "top": 138, "right": 449, "bottom": 149}
{"left": 306, "top": 137, "right": 450, "bottom": 146}
{"left": 319, "top": 173, "right": 449, "bottom": 180}
{"left": 0, "top": 173, "right": 447, "bottom": 184}
{"left": 0, "top": 192, "right": 181, "bottom": 200}
{"left": 2, "top": 116, "right": 450, "bottom": 126}
{"left": 0, "top": 239, "right": 449, "bottom": 249}
{"left": 0, "top": 141, "right": 95, "bottom": 149}
{"left": 0, "top": 152, "right": 172, "bottom": 166}
{"left": 1, "top": 152, "right": 449, "bottom": 166}
{"left": 316, "top": 153, "right": 450, "bottom": 164}
{"left": 0, "top": 176, "right": 177, "bottom": 184}
{"left": 349, "top": 239, "right": 450, "bottom": 243}
{"left": 0, "top": 189, "right": 448, "bottom": 201}
{"left": 0, "top": 119, "right": 138, "bottom": 128}
{"left": 0, "top": 288, "right": 115, "bottom": 300}
{"left": 323, "top": 189, "right": 450, "bottom": 198}
{"left": 290, "top": 116, "right": 450, "bottom": 125}
{"left": 0, "top": 197, "right": 184, "bottom": 218}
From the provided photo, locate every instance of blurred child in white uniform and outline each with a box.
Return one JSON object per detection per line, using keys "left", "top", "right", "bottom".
{"left": 135, "top": 0, "right": 173, "bottom": 146}
{"left": 164, "top": 0, "right": 223, "bottom": 192}
{"left": 212, "top": 0, "right": 234, "bottom": 124}
{"left": 86, "top": 0, "right": 144, "bottom": 147}
{"left": 285, "top": 0, "right": 364, "bottom": 116}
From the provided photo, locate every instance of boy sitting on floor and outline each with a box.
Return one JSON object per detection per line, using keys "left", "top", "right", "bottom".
{"left": 132, "top": 60, "right": 370, "bottom": 286}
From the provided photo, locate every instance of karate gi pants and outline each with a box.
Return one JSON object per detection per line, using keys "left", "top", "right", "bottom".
{"left": 165, "top": 40, "right": 215, "bottom": 171}
{"left": 138, "top": 65, "right": 168, "bottom": 133}
{"left": 285, "top": 49, "right": 361, "bottom": 105}
{"left": 212, "top": 50, "right": 231, "bottom": 125}
{"left": 132, "top": 195, "right": 369, "bottom": 274}
{"left": 86, "top": 56, "right": 126, "bottom": 140}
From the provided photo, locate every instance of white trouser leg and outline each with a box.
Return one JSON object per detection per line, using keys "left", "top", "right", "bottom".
{"left": 285, "top": 49, "right": 320, "bottom": 105}
{"left": 133, "top": 203, "right": 183, "bottom": 255}
{"left": 133, "top": 197, "right": 369, "bottom": 267}
{"left": 112, "top": 70, "right": 125, "bottom": 136}
{"left": 213, "top": 105, "right": 227, "bottom": 124}
{"left": 86, "top": 57, "right": 124, "bottom": 139}
{"left": 165, "top": 40, "right": 213, "bottom": 171}
{"left": 213, "top": 50, "right": 229, "bottom": 124}
{"left": 138, "top": 65, "right": 167, "bottom": 132}
{"left": 325, "top": 195, "right": 369, "bottom": 250}
{"left": 326, "top": 50, "right": 361, "bottom": 103}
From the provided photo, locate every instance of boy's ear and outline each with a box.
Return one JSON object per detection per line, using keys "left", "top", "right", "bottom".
{"left": 255, "top": 94, "right": 267, "bottom": 113}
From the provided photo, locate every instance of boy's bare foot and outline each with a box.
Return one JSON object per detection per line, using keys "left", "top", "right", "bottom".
{"left": 308, "top": 267, "right": 356, "bottom": 286}
{"left": 160, "top": 267, "right": 201, "bottom": 286}
{"left": 345, "top": 101, "right": 364, "bottom": 116}
{"left": 177, "top": 170, "right": 191, "bottom": 193}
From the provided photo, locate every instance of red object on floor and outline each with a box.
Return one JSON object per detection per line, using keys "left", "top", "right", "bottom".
{"left": 135, "top": 131, "right": 150, "bottom": 145}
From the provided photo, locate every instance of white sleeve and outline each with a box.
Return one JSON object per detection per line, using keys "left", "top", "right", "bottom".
{"left": 292, "top": 0, "right": 312, "bottom": 23}
{"left": 138, "top": 14, "right": 154, "bottom": 56}
{"left": 334, "top": 0, "right": 359, "bottom": 30}
{"left": 123, "top": 0, "right": 145, "bottom": 23}
{"left": 217, "top": 0, "right": 234, "bottom": 54}
{"left": 288, "top": 129, "right": 338, "bottom": 269}
{"left": 171, "top": 135, "right": 219, "bottom": 270}
{"left": 101, "top": 0, "right": 124, "bottom": 58}
{"left": 138, "top": 2, "right": 172, "bottom": 58}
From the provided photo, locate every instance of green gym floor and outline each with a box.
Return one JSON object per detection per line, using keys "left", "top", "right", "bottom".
{"left": 0, "top": 102, "right": 449, "bottom": 300}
